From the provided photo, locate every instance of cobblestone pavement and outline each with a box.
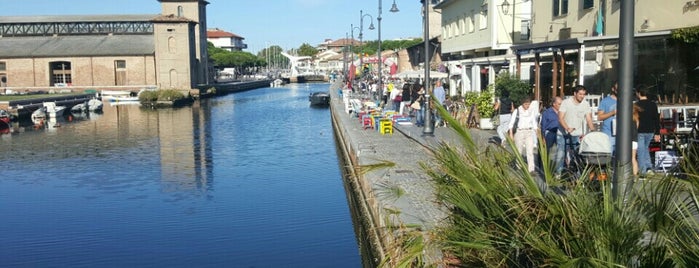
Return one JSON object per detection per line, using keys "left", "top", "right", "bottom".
{"left": 329, "top": 83, "right": 497, "bottom": 233}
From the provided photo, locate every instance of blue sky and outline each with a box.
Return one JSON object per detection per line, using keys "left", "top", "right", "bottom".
{"left": 0, "top": 0, "right": 424, "bottom": 54}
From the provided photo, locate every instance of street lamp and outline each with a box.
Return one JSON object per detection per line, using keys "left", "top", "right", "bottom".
{"left": 359, "top": 10, "right": 375, "bottom": 74}
{"left": 421, "top": 0, "right": 434, "bottom": 135}
{"left": 377, "top": 0, "right": 399, "bottom": 104}
{"left": 501, "top": 0, "right": 516, "bottom": 43}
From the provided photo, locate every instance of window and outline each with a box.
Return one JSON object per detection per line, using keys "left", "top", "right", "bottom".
{"left": 460, "top": 18, "right": 466, "bottom": 35}
{"left": 479, "top": 5, "right": 488, "bottom": 30}
{"left": 553, "top": 0, "right": 568, "bottom": 16}
{"left": 468, "top": 14, "right": 475, "bottom": 33}
{"left": 50, "top": 61, "right": 72, "bottom": 86}
{"left": 583, "top": 0, "right": 594, "bottom": 9}
{"left": 520, "top": 20, "right": 531, "bottom": 40}
{"left": 168, "top": 37, "right": 177, "bottom": 53}
{"left": 115, "top": 60, "right": 126, "bottom": 86}
{"left": 177, "top": 6, "right": 184, "bottom": 17}
{"left": 0, "top": 62, "right": 5, "bottom": 87}
{"left": 115, "top": 60, "right": 126, "bottom": 69}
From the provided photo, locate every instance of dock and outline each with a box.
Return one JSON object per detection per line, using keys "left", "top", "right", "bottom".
{"left": 0, "top": 93, "right": 95, "bottom": 119}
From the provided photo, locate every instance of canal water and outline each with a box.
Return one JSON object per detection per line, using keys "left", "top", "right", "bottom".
{"left": 0, "top": 83, "right": 362, "bottom": 267}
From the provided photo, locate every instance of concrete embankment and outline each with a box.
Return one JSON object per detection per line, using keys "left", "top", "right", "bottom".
{"left": 329, "top": 82, "right": 443, "bottom": 266}
{"left": 201, "top": 80, "right": 273, "bottom": 97}
{"left": 329, "top": 80, "right": 496, "bottom": 266}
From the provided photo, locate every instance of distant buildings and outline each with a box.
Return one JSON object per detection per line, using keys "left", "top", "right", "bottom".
{"left": 206, "top": 28, "right": 247, "bottom": 51}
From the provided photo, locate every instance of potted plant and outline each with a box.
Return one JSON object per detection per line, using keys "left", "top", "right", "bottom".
{"left": 462, "top": 87, "right": 496, "bottom": 129}
{"left": 476, "top": 87, "right": 496, "bottom": 129}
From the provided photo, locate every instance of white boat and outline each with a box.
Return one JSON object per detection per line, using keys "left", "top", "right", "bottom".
{"left": 100, "top": 90, "right": 139, "bottom": 104}
{"left": 43, "top": 102, "right": 66, "bottom": 118}
{"left": 31, "top": 106, "right": 47, "bottom": 121}
{"left": 71, "top": 98, "right": 104, "bottom": 113}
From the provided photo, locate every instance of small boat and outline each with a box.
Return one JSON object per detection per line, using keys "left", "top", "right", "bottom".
{"left": 270, "top": 79, "right": 285, "bottom": 87}
{"left": 43, "top": 102, "right": 67, "bottom": 118}
{"left": 0, "top": 109, "right": 10, "bottom": 134}
{"left": 100, "top": 90, "right": 139, "bottom": 104}
{"left": 309, "top": 92, "right": 330, "bottom": 107}
{"left": 72, "top": 99, "right": 104, "bottom": 113}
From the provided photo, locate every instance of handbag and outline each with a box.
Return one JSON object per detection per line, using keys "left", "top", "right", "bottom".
{"left": 411, "top": 101, "right": 421, "bottom": 110}
{"left": 394, "top": 95, "right": 402, "bottom": 102}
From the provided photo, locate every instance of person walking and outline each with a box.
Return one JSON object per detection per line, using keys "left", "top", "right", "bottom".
{"left": 635, "top": 86, "right": 661, "bottom": 176}
{"left": 389, "top": 83, "right": 402, "bottom": 111}
{"left": 400, "top": 81, "right": 412, "bottom": 115}
{"left": 433, "top": 80, "right": 446, "bottom": 127}
{"left": 632, "top": 104, "right": 641, "bottom": 176}
{"left": 494, "top": 90, "right": 514, "bottom": 144}
{"left": 508, "top": 97, "right": 539, "bottom": 173}
{"left": 540, "top": 96, "right": 564, "bottom": 174}
{"left": 559, "top": 85, "right": 597, "bottom": 161}
{"left": 598, "top": 82, "right": 618, "bottom": 153}
{"left": 413, "top": 87, "right": 426, "bottom": 127}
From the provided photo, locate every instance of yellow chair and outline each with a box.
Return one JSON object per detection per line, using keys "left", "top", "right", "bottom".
{"left": 379, "top": 119, "right": 393, "bottom": 135}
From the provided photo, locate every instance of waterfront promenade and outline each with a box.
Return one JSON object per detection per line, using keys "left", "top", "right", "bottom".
{"left": 329, "top": 81, "right": 496, "bottom": 265}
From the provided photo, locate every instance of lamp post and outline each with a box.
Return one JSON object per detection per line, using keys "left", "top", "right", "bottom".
{"left": 501, "top": 0, "right": 516, "bottom": 43}
{"left": 377, "top": 0, "right": 399, "bottom": 104}
{"left": 343, "top": 32, "right": 349, "bottom": 79}
{"left": 359, "top": 10, "right": 375, "bottom": 74}
{"left": 421, "top": 0, "right": 434, "bottom": 135}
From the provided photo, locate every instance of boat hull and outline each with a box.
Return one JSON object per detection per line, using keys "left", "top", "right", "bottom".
{"left": 309, "top": 92, "right": 330, "bottom": 107}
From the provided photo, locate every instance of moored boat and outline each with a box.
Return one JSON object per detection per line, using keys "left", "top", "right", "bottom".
{"left": 309, "top": 92, "right": 330, "bottom": 107}
{"left": 100, "top": 90, "right": 139, "bottom": 104}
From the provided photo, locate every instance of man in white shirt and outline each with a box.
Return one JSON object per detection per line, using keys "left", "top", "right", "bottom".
{"left": 559, "top": 85, "right": 597, "bottom": 160}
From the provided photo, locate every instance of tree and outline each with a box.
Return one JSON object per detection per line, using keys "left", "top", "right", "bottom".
{"left": 257, "top": 45, "right": 288, "bottom": 69}
{"left": 297, "top": 43, "right": 318, "bottom": 57}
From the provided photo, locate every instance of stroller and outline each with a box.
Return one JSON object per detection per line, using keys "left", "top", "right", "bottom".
{"left": 567, "top": 131, "right": 613, "bottom": 182}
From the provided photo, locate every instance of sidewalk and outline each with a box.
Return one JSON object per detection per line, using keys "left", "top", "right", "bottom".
{"left": 328, "top": 82, "right": 496, "bottom": 264}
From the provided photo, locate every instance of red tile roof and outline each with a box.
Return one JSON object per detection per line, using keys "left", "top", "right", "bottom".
{"left": 207, "top": 29, "right": 244, "bottom": 39}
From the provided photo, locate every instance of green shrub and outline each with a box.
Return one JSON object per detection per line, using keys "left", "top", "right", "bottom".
{"left": 138, "top": 90, "right": 158, "bottom": 102}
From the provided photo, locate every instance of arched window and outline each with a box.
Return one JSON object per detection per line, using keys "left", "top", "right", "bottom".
{"left": 177, "top": 6, "right": 184, "bottom": 17}
{"left": 168, "top": 37, "right": 177, "bottom": 53}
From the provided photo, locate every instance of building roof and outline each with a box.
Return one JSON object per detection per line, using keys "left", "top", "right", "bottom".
{"left": 326, "top": 38, "right": 360, "bottom": 48}
{"left": 152, "top": 14, "right": 197, "bottom": 23}
{"left": 0, "top": 35, "right": 155, "bottom": 58}
{"left": 207, "top": 29, "right": 243, "bottom": 39}
{"left": 0, "top": 14, "right": 158, "bottom": 23}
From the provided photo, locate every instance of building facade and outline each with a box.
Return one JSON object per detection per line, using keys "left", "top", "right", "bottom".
{"left": 0, "top": 0, "right": 210, "bottom": 92}
{"left": 207, "top": 28, "right": 247, "bottom": 51}
{"left": 435, "top": 0, "right": 532, "bottom": 96}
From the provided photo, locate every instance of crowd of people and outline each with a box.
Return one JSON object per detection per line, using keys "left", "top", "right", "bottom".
{"left": 345, "top": 74, "right": 664, "bottom": 178}
{"left": 495, "top": 83, "right": 662, "bottom": 178}
{"left": 344, "top": 76, "right": 452, "bottom": 128}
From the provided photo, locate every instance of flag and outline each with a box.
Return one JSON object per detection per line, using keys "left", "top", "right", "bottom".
{"left": 594, "top": 2, "right": 604, "bottom": 36}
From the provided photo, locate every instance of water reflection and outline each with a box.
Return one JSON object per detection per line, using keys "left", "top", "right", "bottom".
{"left": 0, "top": 83, "right": 360, "bottom": 267}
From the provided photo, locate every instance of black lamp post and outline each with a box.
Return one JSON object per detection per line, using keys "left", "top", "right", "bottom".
{"left": 421, "top": 0, "right": 434, "bottom": 136}
{"left": 377, "top": 0, "right": 400, "bottom": 104}
{"left": 359, "top": 10, "right": 375, "bottom": 73}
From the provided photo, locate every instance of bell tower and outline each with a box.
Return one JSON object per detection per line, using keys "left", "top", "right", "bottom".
{"left": 157, "top": 0, "right": 211, "bottom": 86}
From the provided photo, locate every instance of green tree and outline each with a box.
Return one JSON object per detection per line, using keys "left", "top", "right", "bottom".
{"left": 494, "top": 72, "right": 531, "bottom": 106}
{"left": 297, "top": 43, "right": 318, "bottom": 57}
{"left": 208, "top": 43, "right": 264, "bottom": 71}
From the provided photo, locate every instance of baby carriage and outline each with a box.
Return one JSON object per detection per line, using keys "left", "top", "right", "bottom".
{"left": 568, "top": 131, "right": 613, "bottom": 182}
